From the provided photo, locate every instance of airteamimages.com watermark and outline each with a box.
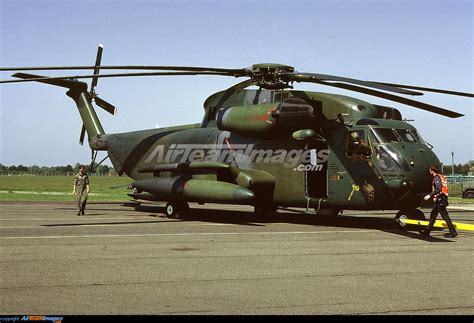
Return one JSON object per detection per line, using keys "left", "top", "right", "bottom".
{"left": 0, "top": 317, "right": 63, "bottom": 323}
{"left": 144, "top": 144, "right": 330, "bottom": 171}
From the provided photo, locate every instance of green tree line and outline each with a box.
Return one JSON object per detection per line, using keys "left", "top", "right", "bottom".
{"left": 0, "top": 163, "right": 116, "bottom": 175}
{"left": 442, "top": 160, "right": 474, "bottom": 176}
{"left": 1, "top": 161, "right": 473, "bottom": 175}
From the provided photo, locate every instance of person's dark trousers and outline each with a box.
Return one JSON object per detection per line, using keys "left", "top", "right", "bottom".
{"left": 425, "top": 196, "right": 457, "bottom": 235}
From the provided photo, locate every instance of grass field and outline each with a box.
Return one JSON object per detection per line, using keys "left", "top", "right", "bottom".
{"left": 0, "top": 175, "right": 472, "bottom": 204}
{"left": 0, "top": 175, "right": 133, "bottom": 201}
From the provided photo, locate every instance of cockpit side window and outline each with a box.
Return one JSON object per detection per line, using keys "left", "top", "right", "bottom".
{"left": 395, "top": 129, "right": 417, "bottom": 143}
{"left": 409, "top": 129, "right": 427, "bottom": 145}
{"left": 374, "top": 145, "right": 409, "bottom": 172}
{"left": 371, "top": 128, "right": 401, "bottom": 143}
{"left": 346, "top": 130, "right": 371, "bottom": 159}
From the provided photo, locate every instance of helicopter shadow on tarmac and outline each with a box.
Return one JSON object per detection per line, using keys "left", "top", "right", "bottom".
{"left": 127, "top": 202, "right": 451, "bottom": 242}
{"left": 50, "top": 202, "right": 451, "bottom": 241}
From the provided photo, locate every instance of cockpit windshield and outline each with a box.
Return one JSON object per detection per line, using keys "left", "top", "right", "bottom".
{"left": 395, "top": 129, "right": 415, "bottom": 142}
{"left": 371, "top": 128, "right": 401, "bottom": 143}
{"left": 372, "top": 127, "right": 424, "bottom": 144}
{"left": 395, "top": 129, "right": 422, "bottom": 143}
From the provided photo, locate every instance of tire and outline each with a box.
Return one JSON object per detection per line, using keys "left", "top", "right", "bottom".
{"left": 395, "top": 209, "right": 425, "bottom": 231}
{"left": 165, "top": 201, "right": 190, "bottom": 219}
{"left": 463, "top": 190, "right": 474, "bottom": 199}
{"left": 165, "top": 202, "right": 177, "bottom": 218}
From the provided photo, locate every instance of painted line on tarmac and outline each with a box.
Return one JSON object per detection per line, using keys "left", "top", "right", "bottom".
{"left": 1, "top": 223, "right": 164, "bottom": 229}
{"left": 448, "top": 206, "right": 474, "bottom": 211}
{"left": 0, "top": 218, "right": 133, "bottom": 221}
{"left": 0, "top": 229, "right": 381, "bottom": 240}
{"left": 201, "top": 223, "right": 235, "bottom": 226}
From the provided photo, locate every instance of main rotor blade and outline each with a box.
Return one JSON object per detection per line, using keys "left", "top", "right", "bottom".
{"left": 90, "top": 44, "right": 103, "bottom": 93}
{"left": 94, "top": 96, "right": 116, "bottom": 115}
{"left": 9, "top": 72, "right": 88, "bottom": 91}
{"left": 1, "top": 71, "right": 235, "bottom": 84}
{"left": 367, "top": 81, "right": 474, "bottom": 98}
{"left": 315, "top": 80, "right": 464, "bottom": 118}
{"left": 287, "top": 72, "right": 424, "bottom": 96}
{"left": 0, "top": 65, "right": 245, "bottom": 75}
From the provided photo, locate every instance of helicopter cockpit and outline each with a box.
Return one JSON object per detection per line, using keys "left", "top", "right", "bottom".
{"left": 346, "top": 123, "right": 432, "bottom": 174}
{"left": 370, "top": 127, "right": 428, "bottom": 173}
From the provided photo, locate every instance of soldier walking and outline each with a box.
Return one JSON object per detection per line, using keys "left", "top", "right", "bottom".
{"left": 422, "top": 165, "right": 458, "bottom": 238}
{"left": 72, "top": 165, "right": 90, "bottom": 216}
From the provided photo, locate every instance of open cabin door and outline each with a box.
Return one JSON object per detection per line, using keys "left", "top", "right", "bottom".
{"left": 304, "top": 139, "right": 328, "bottom": 198}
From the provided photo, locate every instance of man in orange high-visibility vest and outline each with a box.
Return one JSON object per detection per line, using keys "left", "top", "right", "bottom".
{"left": 421, "top": 165, "right": 458, "bottom": 238}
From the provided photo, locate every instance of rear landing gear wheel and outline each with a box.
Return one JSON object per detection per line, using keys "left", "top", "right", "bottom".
{"left": 395, "top": 209, "right": 425, "bottom": 231}
{"left": 165, "top": 201, "right": 190, "bottom": 219}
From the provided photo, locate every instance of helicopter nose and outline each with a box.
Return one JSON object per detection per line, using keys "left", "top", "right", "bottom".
{"left": 384, "top": 180, "right": 414, "bottom": 201}
{"left": 386, "top": 179, "right": 411, "bottom": 191}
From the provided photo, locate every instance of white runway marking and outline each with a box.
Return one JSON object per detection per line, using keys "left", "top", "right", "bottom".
{"left": 448, "top": 206, "right": 474, "bottom": 211}
{"left": 0, "top": 218, "right": 133, "bottom": 221}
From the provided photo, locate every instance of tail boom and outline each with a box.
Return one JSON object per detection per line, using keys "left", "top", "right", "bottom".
{"left": 13, "top": 72, "right": 107, "bottom": 150}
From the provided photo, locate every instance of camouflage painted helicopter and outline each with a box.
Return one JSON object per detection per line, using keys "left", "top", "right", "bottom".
{"left": 1, "top": 45, "right": 473, "bottom": 224}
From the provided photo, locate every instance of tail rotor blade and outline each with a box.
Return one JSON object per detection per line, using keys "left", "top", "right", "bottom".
{"left": 90, "top": 44, "right": 103, "bottom": 93}
{"left": 95, "top": 96, "right": 116, "bottom": 115}
{"left": 79, "top": 125, "right": 86, "bottom": 145}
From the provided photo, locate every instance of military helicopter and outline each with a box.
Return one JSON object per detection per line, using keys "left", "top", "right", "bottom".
{"left": 1, "top": 45, "right": 473, "bottom": 226}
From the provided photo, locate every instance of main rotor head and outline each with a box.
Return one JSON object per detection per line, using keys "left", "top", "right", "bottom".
{"left": 245, "top": 63, "right": 295, "bottom": 90}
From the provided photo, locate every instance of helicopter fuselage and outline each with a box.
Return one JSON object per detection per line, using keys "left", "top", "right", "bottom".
{"left": 100, "top": 89, "right": 439, "bottom": 212}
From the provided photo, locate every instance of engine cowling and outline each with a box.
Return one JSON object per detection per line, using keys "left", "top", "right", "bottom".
{"left": 216, "top": 97, "right": 318, "bottom": 138}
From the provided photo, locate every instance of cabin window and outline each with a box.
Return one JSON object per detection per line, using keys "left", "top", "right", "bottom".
{"left": 346, "top": 130, "right": 371, "bottom": 159}
{"left": 371, "top": 128, "right": 401, "bottom": 143}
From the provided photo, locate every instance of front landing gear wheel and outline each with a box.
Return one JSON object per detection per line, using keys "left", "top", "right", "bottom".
{"left": 165, "top": 201, "right": 190, "bottom": 219}
{"left": 395, "top": 209, "right": 425, "bottom": 231}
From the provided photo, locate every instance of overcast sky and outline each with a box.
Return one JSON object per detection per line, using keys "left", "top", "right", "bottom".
{"left": 0, "top": 0, "right": 472, "bottom": 166}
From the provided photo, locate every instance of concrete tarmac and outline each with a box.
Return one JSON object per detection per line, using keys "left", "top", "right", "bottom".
{"left": 1, "top": 201, "right": 473, "bottom": 315}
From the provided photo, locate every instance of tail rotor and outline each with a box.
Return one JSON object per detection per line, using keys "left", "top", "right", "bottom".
{"left": 79, "top": 44, "right": 116, "bottom": 145}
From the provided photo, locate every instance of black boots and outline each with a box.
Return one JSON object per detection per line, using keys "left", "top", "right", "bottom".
{"left": 420, "top": 229, "right": 430, "bottom": 237}
{"left": 444, "top": 232, "right": 458, "bottom": 238}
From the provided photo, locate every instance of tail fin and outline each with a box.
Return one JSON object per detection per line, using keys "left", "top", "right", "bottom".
{"left": 12, "top": 73, "right": 107, "bottom": 150}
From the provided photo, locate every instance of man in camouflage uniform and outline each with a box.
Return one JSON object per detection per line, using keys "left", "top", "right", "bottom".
{"left": 72, "top": 165, "right": 90, "bottom": 216}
